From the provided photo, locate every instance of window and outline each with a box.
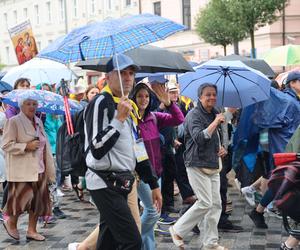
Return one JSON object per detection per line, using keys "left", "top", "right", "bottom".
{"left": 59, "top": 0, "right": 65, "bottom": 21}
{"left": 46, "top": 2, "right": 51, "bottom": 22}
{"left": 5, "top": 47, "right": 9, "bottom": 64}
{"left": 48, "top": 39, "right": 53, "bottom": 45}
{"left": 126, "top": 0, "right": 131, "bottom": 6}
{"left": 34, "top": 5, "right": 39, "bottom": 24}
{"left": 13, "top": 10, "right": 17, "bottom": 24}
{"left": 182, "top": 0, "right": 191, "bottom": 29}
{"left": 153, "top": 2, "right": 161, "bottom": 16}
{"left": 108, "top": 0, "right": 112, "bottom": 10}
{"left": 91, "top": 0, "right": 95, "bottom": 14}
{"left": 73, "top": 0, "right": 78, "bottom": 17}
{"left": 3, "top": 13, "right": 8, "bottom": 27}
{"left": 23, "top": 8, "right": 28, "bottom": 19}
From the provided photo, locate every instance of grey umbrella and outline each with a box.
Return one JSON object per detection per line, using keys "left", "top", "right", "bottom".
{"left": 76, "top": 45, "right": 194, "bottom": 73}
{"left": 217, "top": 54, "right": 275, "bottom": 78}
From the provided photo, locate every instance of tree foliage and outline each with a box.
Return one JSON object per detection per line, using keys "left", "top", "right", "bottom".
{"left": 196, "top": 0, "right": 248, "bottom": 55}
{"left": 229, "top": 0, "right": 288, "bottom": 57}
{"left": 196, "top": 0, "right": 288, "bottom": 57}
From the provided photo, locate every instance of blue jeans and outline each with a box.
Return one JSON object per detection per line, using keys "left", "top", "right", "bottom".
{"left": 137, "top": 180, "right": 160, "bottom": 250}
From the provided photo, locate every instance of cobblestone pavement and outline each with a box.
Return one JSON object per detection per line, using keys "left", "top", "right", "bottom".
{"left": 0, "top": 185, "right": 294, "bottom": 250}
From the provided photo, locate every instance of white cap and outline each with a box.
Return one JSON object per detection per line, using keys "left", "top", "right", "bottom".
{"left": 167, "top": 79, "right": 179, "bottom": 92}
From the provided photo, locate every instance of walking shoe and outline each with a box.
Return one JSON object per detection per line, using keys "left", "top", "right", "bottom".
{"left": 157, "top": 213, "right": 177, "bottom": 225}
{"left": 0, "top": 211, "right": 8, "bottom": 222}
{"left": 218, "top": 219, "right": 244, "bottom": 232}
{"left": 38, "top": 215, "right": 57, "bottom": 224}
{"left": 52, "top": 207, "right": 66, "bottom": 219}
{"left": 266, "top": 208, "right": 282, "bottom": 219}
{"left": 248, "top": 209, "right": 268, "bottom": 229}
{"left": 68, "top": 242, "right": 80, "bottom": 250}
{"left": 154, "top": 225, "right": 170, "bottom": 236}
{"left": 241, "top": 186, "right": 256, "bottom": 207}
{"left": 56, "top": 188, "right": 65, "bottom": 197}
{"left": 280, "top": 242, "right": 293, "bottom": 250}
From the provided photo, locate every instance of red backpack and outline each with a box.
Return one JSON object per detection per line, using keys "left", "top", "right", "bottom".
{"left": 268, "top": 153, "right": 300, "bottom": 222}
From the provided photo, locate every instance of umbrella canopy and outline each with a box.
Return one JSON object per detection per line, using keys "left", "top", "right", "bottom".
{"left": 37, "top": 13, "right": 186, "bottom": 64}
{"left": 0, "top": 71, "right": 6, "bottom": 80}
{"left": 76, "top": 45, "right": 193, "bottom": 73}
{"left": 178, "top": 60, "right": 271, "bottom": 108}
{"left": 0, "top": 80, "right": 13, "bottom": 93}
{"left": 1, "top": 89, "right": 81, "bottom": 115}
{"left": 275, "top": 67, "right": 300, "bottom": 86}
{"left": 217, "top": 54, "right": 275, "bottom": 78}
{"left": 2, "top": 58, "right": 77, "bottom": 87}
{"left": 261, "top": 44, "right": 300, "bottom": 66}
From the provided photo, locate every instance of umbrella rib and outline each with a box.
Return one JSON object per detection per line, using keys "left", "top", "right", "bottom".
{"left": 227, "top": 73, "right": 243, "bottom": 108}
{"left": 181, "top": 70, "right": 222, "bottom": 93}
{"left": 230, "top": 71, "right": 270, "bottom": 98}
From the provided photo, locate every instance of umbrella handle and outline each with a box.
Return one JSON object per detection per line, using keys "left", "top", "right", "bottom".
{"left": 115, "top": 54, "right": 125, "bottom": 97}
{"left": 63, "top": 96, "right": 74, "bottom": 135}
{"left": 63, "top": 97, "right": 71, "bottom": 135}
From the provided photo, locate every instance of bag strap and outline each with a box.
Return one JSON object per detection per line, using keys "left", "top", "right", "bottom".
{"left": 83, "top": 92, "right": 115, "bottom": 157}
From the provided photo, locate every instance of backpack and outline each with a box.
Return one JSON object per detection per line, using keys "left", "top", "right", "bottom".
{"left": 56, "top": 92, "right": 115, "bottom": 177}
{"left": 268, "top": 160, "right": 300, "bottom": 222}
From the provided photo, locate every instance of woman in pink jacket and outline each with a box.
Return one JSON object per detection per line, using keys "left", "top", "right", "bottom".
{"left": 131, "top": 82, "right": 184, "bottom": 250}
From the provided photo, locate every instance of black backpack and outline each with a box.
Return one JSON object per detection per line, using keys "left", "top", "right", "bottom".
{"left": 56, "top": 92, "right": 115, "bottom": 176}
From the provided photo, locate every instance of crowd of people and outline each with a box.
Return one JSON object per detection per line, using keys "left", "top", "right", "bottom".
{"left": 0, "top": 54, "right": 299, "bottom": 250}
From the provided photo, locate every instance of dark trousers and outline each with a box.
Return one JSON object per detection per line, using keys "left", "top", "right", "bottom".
{"left": 175, "top": 145, "right": 194, "bottom": 200}
{"left": 219, "top": 150, "right": 232, "bottom": 223}
{"left": 89, "top": 188, "right": 141, "bottom": 250}
{"left": 161, "top": 151, "right": 177, "bottom": 212}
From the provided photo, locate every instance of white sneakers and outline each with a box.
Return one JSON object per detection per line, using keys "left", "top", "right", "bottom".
{"left": 202, "top": 245, "right": 229, "bottom": 250}
{"left": 241, "top": 186, "right": 256, "bottom": 207}
{"left": 68, "top": 242, "right": 79, "bottom": 250}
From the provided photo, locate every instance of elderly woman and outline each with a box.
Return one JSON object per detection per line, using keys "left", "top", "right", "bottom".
{"left": 1, "top": 97, "right": 55, "bottom": 241}
{"left": 169, "top": 83, "right": 228, "bottom": 250}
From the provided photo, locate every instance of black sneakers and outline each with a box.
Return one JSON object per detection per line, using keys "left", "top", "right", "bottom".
{"left": 218, "top": 219, "right": 244, "bottom": 232}
{"left": 53, "top": 207, "right": 66, "bottom": 219}
{"left": 249, "top": 208, "right": 268, "bottom": 229}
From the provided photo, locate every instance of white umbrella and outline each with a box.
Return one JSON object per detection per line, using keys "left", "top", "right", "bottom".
{"left": 2, "top": 58, "right": 77, "bottom": 87}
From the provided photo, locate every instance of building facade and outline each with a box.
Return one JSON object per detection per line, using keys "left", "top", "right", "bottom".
{"left": 0, "top": 0, "right": 299, "bottom": 77}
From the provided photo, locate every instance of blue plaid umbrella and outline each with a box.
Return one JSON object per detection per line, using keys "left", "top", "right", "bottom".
{"left": 1, "top": 89, "right": 81, "bottom": 115}
{"left": 37, "top": 14, "right": 186, "bottom": 63}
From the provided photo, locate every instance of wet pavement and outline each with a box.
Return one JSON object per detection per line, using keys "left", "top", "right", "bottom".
{"left": 0, "top": 183, "right": 291, "bottom": 250}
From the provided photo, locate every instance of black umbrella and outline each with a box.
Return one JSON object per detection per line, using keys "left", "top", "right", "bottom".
{"left": 76, "top": 45, "right": 194, "bottom": 73}
{"left": 217, "top": 54, "right": 275, "bottom": 78}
